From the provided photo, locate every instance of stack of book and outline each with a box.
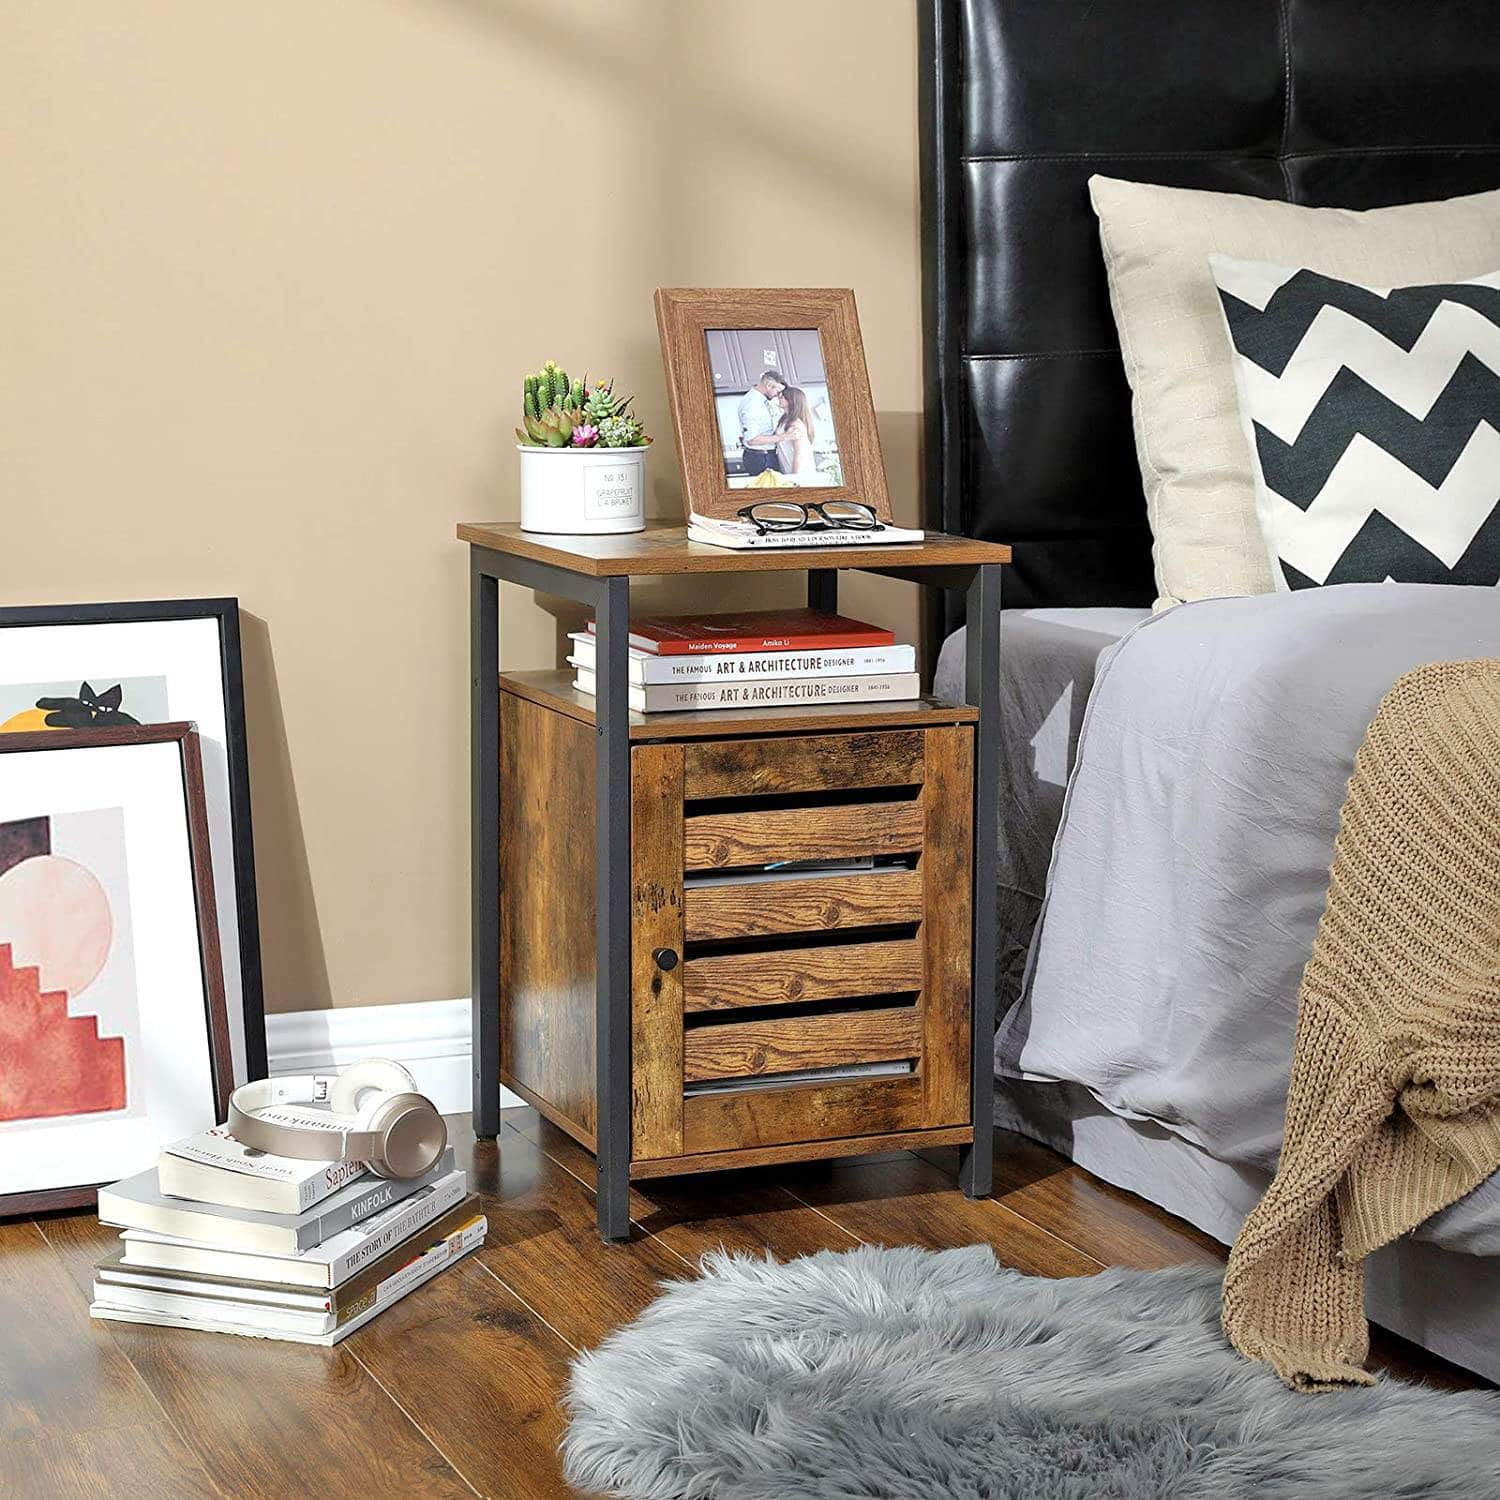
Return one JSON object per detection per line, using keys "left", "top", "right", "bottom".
{"left": 89, "top": 1127, "right": 481, "bottom": 1345}
{"left": 568, "top": 608, "right": 919, "bottom": 714}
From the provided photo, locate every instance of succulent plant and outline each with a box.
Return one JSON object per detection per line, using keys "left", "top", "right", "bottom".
{"left": 598, "top": 412, "right": 649, "bottom": 448}
{"left": 518, "top": 364, "right": 650, "bottom": 448}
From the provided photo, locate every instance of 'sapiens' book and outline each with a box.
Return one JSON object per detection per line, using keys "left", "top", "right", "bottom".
{"left": 119, "top": 1170, "right": 467, "bottom": 1289}
{"left": 572, "top": 666, "right": 920, "bottom": 714}
{"left": 97, "top": 1148, "right": 456, "bottom": 1255}
{"left": 91, "top": 1211, "right": 487, "bottom": 1345}
{"left": 567, "top": 632, "right": 914, "bottom": 685}
{"left": 96, "top": 1197, "right": 481, "bottom": 1321}
{"left": 158, "top": 1126, "right": 368, "bottom": 1214}
{"left": 585, "top": 608, "right": 893, "bottom": 656}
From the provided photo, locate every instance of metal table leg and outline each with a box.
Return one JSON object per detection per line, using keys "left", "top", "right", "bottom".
{"left": 593, "top": 575, "right": 633, "bottom": 1241}
{"left": 807, "top": 568, "right": 838, "bottom": 613}
{"left": 470, "top": 551, "right": 501, "bottom": 1138}
{"left": 959, "top": 562, "right": 1001, "bottom": 1198}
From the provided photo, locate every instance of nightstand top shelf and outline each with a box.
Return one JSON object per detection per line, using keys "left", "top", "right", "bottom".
{"left": 498, "top": 669, "right": 979, "bottom": 741}
{"left": 457, "top": 522, "right": 1010, "bottom": 578}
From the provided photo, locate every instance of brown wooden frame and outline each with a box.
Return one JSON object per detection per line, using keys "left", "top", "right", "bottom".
{"left": 654, "top": 287, "right": 893, "bottom": 525}
{"left": 0, "top": 723, "right": 231, "bottom": 1217}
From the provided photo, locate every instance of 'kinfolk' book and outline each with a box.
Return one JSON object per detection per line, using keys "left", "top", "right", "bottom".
{"left": 585, "top": 608, "right": 893, "bottom": 655}
{"left": 568, "top": 633, "right": 915, "bottom": 685}
{"left": 98, "top": 1149, "right": 456, "bottom": 1255}
{"left": 573, "top": 666, "right": 920, "bottom": 714}
{"left": 120, "top": 1170, "right": 468, "bottom": 1289}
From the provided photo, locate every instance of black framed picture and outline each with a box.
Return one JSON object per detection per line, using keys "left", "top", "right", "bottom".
{"left": 0, "top": 598, "right": 264, "bottom": 1080}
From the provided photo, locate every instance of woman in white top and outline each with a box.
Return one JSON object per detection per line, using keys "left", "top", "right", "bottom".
{"left": 745, "top": 386, "right": 820, "bottom": 482}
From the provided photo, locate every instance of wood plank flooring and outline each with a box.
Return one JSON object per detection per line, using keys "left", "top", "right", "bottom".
{"left": 3, "top": 1109, "right": 1485, "bottom": 1498}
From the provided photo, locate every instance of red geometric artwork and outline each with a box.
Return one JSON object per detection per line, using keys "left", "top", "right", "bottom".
{"left": 0, "top": 942, "right": 126, "bottom": 1121}
{"left": 0, "top": 808, "right": 135, "bottom": 1126}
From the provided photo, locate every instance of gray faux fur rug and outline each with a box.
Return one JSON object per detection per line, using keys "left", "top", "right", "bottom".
{"left": 564, "top": 1245, "right": 1500, "bottom": 1499}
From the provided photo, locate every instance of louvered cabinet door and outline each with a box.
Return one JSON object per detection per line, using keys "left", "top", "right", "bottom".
{"left": 629, "top": 725, "right": 974, "bottom": 1168}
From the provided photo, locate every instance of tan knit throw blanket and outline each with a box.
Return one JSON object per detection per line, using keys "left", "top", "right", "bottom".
{"left": 1222, "top": 658, "right": 1500, "bottom": 1392}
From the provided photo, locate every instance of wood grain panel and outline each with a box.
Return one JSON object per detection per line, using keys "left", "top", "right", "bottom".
{"left": 683, "top": 937, "right": 923, "bottom": 1011}
{"left": 631, "top": 742, "right": 686, "bottom": 1160}
{"left": 499, "top": 689, "right": 597, "bottom": 1142}
{"left": 683, "top": 1006, "right": 921, "bottom": 1083}
{"left": 683, "top": 797, "right": 922, "bottom": 870}
{"left": 684, "top": 868, "right": 923, "bottom": 941}
{"left": 682, "top": 1074, "right": 930, "bottom": 1154}
{"left": 499, "top": 673, "right": 975, "bottom": 741}
{"left": 458, "top": 520, "right": 1011, "bottom": 577}
{"left": 920, "top": 725, "right": 974, "bottom": 1126}
{"left": 685, "top": 729, "right": 924, "bottom": 797}
{"left": 629, "top": 1126, "right": 974, "bottom": 1179}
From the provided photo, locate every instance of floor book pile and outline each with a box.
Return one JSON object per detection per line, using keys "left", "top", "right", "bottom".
{"left": 90, "top": 1126, "right": 482, "bottom": 1344}
{"left": 569, "top": 608, "right": 919, "bottom": 714}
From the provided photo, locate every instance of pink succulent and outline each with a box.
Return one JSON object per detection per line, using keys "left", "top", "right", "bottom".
{"left": 571, "top": 424, "right": 600, "bottom": 448}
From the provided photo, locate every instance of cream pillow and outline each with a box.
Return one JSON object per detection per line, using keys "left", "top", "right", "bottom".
{"left": 1089, "top": 177, "right": 1500, "bottom": 608}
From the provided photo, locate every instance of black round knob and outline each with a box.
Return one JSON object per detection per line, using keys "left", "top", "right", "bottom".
{"left": 652, "top": 947, "right": 679, "bottom": 972}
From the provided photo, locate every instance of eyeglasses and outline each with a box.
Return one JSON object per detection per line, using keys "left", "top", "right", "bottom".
{"left": 735, "top": 501, "right": 881, "bottom": 534}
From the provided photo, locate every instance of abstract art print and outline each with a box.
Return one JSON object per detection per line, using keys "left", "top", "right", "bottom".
{"left": 0, "top": 807, "right": 138, "bottom": 1125}
{"left": 0, "top": 725, "right": 230, "bottom": 1215}
{"left": 0, "top": 600, "right": 262, "bottom": 1082}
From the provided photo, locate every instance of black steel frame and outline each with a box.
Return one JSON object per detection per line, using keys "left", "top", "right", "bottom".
{"left": 0, "top": 596, "right": 266, "bottom": 1079}
{"left": 470, "top": 547, "right": 1002, "bottom": 1239}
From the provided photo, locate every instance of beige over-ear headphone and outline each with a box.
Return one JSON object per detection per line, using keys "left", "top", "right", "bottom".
{"left": 227, "top": 1059, "right": 448, "bottom": 1180}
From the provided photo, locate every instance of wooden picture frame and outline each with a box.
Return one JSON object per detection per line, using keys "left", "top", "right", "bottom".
{"left": 654, "top": 288, "right": 892, "bottom": 524}
{"left": 0, "top": 723, "right": 232, "bottom": 1217}
{"left": 0, "top": 597, "right": 264, "bottom": 1081}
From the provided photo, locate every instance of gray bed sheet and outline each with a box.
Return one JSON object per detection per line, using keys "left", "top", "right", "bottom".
{"left": 1001, "top": 584, "right": 1500, "bottom": 1259}
{"left": 934, "top": 608, "right": 1148, "bottom": 1017}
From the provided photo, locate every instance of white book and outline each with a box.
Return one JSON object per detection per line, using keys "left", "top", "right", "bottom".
{"left": 91, "top": 1216, "right": 487, "bottom": 1346}
{"left": 567, "top": 632, "right": 915, "bottom": 685}
{"left": 572, "top": 666, "right": 921, "bottom": 714}
{"left": 159, "top": 1125, "right": 369, "bottom": 1214}
{"left": 688, "top": 516, "right": 925, "bottom": 549}
{"left": 98, "top": 1149, "right": 455, "bottom": 1255}
{"left": 120, "top": 1170, "right": 467, "bottom": 1288}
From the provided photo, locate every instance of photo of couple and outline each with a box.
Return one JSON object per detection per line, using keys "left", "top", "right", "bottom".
{"left": 706, "top": 329, "right": 841, "bottom": 489}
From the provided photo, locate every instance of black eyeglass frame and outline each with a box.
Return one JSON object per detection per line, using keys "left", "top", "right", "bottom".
{"left": 734, "top": 501, "right": 883, "bottom": 535}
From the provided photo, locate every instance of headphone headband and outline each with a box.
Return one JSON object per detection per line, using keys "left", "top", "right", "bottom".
{"left": 227, "top": 1060, "right": 446, "bottom": 1180}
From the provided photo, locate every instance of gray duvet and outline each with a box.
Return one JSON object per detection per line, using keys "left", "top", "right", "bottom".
{"left": 1009, "top": 583, "right": 1500, "bottom": 1257}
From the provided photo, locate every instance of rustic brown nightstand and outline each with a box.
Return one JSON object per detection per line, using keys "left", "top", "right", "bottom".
{"left": 458, "top": 522, "right": 1009, "bottom": 1240}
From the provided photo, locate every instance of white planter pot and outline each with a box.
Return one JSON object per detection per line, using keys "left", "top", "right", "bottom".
{"left": 518, "top": 444, "right": 647, "bottom": 535}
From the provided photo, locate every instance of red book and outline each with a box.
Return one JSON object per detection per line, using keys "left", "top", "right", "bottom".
{"left": 586, "top": 609, "right": 895, "bottom": 656}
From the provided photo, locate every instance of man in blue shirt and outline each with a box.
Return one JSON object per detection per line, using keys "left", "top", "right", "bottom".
{"left": 737, "top": 369, "right": 785, "bottom": 477}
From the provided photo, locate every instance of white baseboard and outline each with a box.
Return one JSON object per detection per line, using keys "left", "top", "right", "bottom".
{"left": 265, "top": 997, "right": 519, "bottom": 1116}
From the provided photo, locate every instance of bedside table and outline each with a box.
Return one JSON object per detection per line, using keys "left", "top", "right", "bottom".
{"left": 458, "top": 522, "right": 1009, "bottom": 1240}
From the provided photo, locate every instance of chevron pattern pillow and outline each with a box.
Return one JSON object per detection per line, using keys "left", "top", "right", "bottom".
{"left": 1212, "top": 254, "right": 1500, "bottom": 591}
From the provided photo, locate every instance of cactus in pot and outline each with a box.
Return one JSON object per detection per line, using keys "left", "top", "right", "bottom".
{"left": 517, "top": 364, "right": 650, "bottom": 449}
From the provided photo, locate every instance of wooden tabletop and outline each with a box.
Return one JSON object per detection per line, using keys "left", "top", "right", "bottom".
{"left": 456, "top": 522, "right": 1011, "bottom": 577}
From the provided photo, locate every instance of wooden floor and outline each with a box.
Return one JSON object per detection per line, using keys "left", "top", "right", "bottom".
{"left": 3, "top": 1107, "right": 1485, "bottom": 1499}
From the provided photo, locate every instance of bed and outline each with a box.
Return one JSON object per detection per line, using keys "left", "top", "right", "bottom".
{"left": 921, "top": 0, "right": 1500, "bottom": 1381}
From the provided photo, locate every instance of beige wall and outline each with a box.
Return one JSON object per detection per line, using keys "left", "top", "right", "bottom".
{"left": 1, "top": 1, "right": 923, "bottom": 1015}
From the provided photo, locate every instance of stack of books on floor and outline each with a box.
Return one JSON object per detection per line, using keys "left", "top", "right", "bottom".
{"left": 90, "top": 1127, "right": 481, "bottom": 1345}
{"left": 569, "top": 608, "right": 919, "bottom": 713}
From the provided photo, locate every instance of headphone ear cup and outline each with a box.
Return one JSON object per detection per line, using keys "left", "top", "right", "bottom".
{"left": 329, "top": 1058, "right": 418, "bottom": 1115}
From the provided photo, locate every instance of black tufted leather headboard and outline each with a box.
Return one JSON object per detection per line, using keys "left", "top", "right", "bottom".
{"left": 921, "top": 0, "right": 1500, "bottom": 639}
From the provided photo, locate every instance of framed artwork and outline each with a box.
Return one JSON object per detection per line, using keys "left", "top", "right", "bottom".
{"left": 0, "top": 724, "right": 231, "bottom": 1216}
{"left": 654, "top": 287, "right": 892, "bottom": 523}
{"left": 0, "top": 598, "right": 263, "bottom": 1081}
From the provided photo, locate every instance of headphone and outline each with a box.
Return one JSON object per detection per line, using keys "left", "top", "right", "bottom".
{"left": 227, "top": 1059, "right": 448, "bottom": 1180}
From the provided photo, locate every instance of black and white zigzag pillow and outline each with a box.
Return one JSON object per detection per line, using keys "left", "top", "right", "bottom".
{"left": 1212, "top": 254, "right": 1500, "bottom": 590}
